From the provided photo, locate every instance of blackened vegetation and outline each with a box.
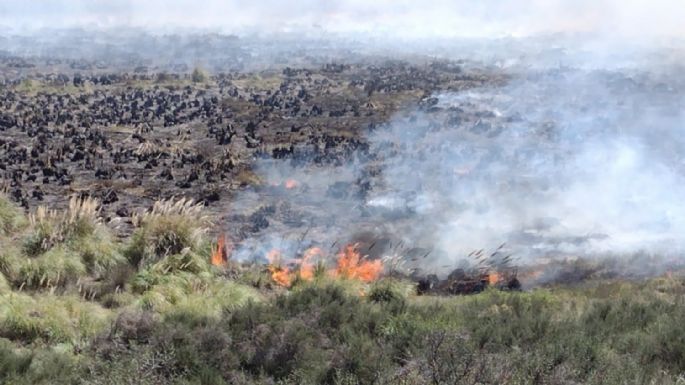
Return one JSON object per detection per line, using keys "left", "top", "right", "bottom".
{"left": 0, "top": 57, "right": 502, "bottom": 236}
{"left": 414, "top": 245, "right": 521, "bottom": 295}
{"left": 416, "top": 269, "right": 521, "bottom": 295}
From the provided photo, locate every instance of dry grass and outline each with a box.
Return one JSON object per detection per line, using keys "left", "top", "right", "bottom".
{"left": 0, "top": 194, "right": 27, "bottom": 236}
{"left": 127, "top": 198, "right": 211, "bottom": 267}
{"left": 25, "top": 196, "right": 100, "bottom": 255}
{"left": 0, "top": 196, "right": 125, "bottom": 291}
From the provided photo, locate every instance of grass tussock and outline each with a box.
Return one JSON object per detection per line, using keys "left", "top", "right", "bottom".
{"left": 0, "top": 194, "right": 27, "bottom": 236}
{"left": 0, "top": 197, "right": 126, "bottom": 291}
{"left": 0, "top": 292, "right": 111, "bottom": 345}
{"left": 25, "top": 196, "right": 100, "bottom": 255}
{"left": 127, "top": 198, "right": 210, "bottom": 267}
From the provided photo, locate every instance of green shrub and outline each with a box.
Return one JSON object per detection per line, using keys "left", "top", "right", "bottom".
{"left": 0, "top": 338, "right": 32, "bottom": 378}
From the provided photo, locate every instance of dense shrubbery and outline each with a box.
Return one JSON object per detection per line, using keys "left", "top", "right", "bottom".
{"left": 1, "top": 194, "right": 685, "bottom": 384}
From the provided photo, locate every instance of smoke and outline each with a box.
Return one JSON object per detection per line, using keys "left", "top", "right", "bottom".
{"left": 224, "top": 65, "right": 685, "bottom": 273}
{"left": 368, "top": 68, "right": 685, "bottom": 266}
{"left": 3, "top": 2, "right": 684, "bottom": 274}
{"left": 2, "top": 0, "right": 685, "bottom": 40}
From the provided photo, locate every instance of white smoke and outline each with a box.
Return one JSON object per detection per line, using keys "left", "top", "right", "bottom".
{"left": 367, "top": 67, "right": 685, "bottom": 265}
{"left": 2, "top": 0, "right": 685, "bottom": 40}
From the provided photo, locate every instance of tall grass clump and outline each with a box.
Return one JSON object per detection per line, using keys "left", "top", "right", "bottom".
{"left": 5, "top": 197, "right": 125, "bottom": 290}
{"left": 191, "top": 67, "right": 208, "bottom": 83}
{"left": 0, "top": 194, "right": 27, "bottom": 236}
{"left": 0, "top": 292, "right": 112, "bottom": 344}
{"left": 126, "top": 198, "right": 210, "bottom": 268}
{"left": 24, "top": 196, "right": 100, "bottom": 255}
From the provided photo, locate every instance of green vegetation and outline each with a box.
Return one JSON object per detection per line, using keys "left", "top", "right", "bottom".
{"left": 0, "top": 194, "right": 685, "bottom": 384}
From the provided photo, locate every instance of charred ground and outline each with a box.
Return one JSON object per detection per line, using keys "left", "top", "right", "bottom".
{"left": 0, "top": 54, "right": 503, "bottom": 238}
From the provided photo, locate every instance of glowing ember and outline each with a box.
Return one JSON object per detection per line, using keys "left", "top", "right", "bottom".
{"left": 334, "top": 244, "right": 383, "bottom": 282}
{"left": 284, "top": 179, "right": 299, "bottom": 189}
{"left": 211, "top": 234, "right": 230, "bottom": 266}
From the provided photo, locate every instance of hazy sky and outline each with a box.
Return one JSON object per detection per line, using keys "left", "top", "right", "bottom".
{"left": 2, "top": 0, "right": 684, "bottom": 39}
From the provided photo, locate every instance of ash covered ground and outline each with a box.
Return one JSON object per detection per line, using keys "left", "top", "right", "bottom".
{"left": 1, "top": 32, "right": 684, "bottom": 283}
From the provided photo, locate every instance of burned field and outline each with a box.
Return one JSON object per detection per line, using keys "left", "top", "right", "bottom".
{"left": 0, "top": 56, "right": 498, "bottom": 229}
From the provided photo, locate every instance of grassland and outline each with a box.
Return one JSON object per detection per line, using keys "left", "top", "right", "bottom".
{"left": 0, "top": 194, "right": 684, "bottom": 384}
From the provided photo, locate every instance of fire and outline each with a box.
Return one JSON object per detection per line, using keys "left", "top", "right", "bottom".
{"left": 266, "top": 249, "right": 293, "bottom": 287}
{"left": 518, "top": 268, "right": 544, "bottom": 281}
{"left": 298, "top": 247, "right": 323, "bottom": 280}
{"left": 264, "top": 244, "right": 384, "bottom": 287}
{"left": 266, "top": 247, "right": 323, "bottom": 287}
{"left": 333, "top": 244, "right": 383, "bottom": 282}
{"left": 284, "top": 179, "right": 299, "bottom": 189}
{"left": 269, "top": 266, "right": 292, "bottom": 287}
{"left": 211, "top": 234, "right": 230, "bottom": 266}
{"left": 266, "top": 249, "right": 283, "bottom": 265}
{"left": 487, "top": 272, "right": 500, "bottom": 285}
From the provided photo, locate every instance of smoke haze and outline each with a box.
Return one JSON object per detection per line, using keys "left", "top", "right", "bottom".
{"left": 3, "top": 0, "right": 685, "bottom": 40}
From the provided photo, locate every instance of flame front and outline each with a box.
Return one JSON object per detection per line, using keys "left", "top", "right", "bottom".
{"left": 334, "top": 244, "right": 383, "bottom": 282}
{"left": 298, "top": 247, "right": 322, "bottom": 280}
{"left": 265, "top": 244, "right": 383, "bottom": 287}
{"left": 266, "top": 249, "right": 293, "bottom": 287}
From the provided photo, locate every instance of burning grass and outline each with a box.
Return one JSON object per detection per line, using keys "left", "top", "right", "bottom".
{"left": 263, "top": 243, "right": 385, "bottom": 288}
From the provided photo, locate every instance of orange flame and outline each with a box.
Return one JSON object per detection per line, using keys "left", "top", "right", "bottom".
{"left": 487, "top": 272, "right": 500, "bottom": 285}
{"left": 266, "top": 249, "right": 293, "bottom": 287}
{"left": 269, "top": 266, "right": 292, "bottom": 287}
{"left": 265, "top": 244, "right": 384, "bottom": 288}
{"left": 333, "top": 244, "right": 383, "bottom": 282}
{"left": 211, "top": 234, "right": 230, "bottom": 266}
{"left": 298, "top": 247, "right": 322, "bottom": 280}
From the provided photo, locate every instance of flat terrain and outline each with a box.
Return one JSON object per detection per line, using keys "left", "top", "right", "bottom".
{"left": 0, "top": 56, "right": 503, "bottom": 242}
